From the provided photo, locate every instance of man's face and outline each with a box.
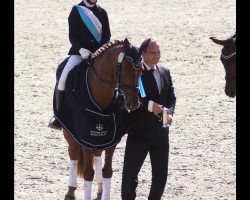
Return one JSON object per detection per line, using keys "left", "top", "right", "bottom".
{"left": 142, "top": 42, "right": 161, "bottom": 66}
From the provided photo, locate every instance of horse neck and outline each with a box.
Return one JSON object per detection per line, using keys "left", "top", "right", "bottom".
{"left": 88, "top": 45, "right": 122, "bottom": 111}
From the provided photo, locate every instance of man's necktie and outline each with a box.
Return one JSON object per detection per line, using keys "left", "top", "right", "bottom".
{"left": 147, "top": 68, "right": 159, "bottom": 96}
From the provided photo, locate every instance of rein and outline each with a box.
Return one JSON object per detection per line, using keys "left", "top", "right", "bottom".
{"left": 90, "top": 65, "right": 116, "bottom": 90}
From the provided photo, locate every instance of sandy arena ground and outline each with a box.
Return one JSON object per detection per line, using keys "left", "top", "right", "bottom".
{"left": 15, "top": 0, "right": 236, "bottom": 199}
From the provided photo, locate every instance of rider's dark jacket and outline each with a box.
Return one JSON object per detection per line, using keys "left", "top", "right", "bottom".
{"left": 68, "top": 1, "right": 111, "bottom": 55}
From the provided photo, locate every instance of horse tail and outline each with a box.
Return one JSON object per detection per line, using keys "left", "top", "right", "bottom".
{"left": 77, "top": 145, "right": 85, "bottom": 178}
{"left": 77, "top": 146, "right": 94, "bottom": 179}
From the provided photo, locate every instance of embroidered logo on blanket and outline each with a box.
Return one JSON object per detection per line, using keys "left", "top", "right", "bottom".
{"left": 96, "top": 124, "right": 103, "bottom": 131}
{"left": 90, "top": 124, "right": 107, "bottom": 136}
{"left": 79, "top": 109, "right": 116, "bottom": 146}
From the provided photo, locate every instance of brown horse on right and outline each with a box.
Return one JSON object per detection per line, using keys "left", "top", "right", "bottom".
{"left": 210, "top": 33, "right": 236, "bottom": 98}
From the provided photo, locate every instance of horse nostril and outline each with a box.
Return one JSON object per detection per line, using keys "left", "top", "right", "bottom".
{"left": 227, "top": 91, "right": 236, "bottom": 98}
{"left": 126, "top": 102, "right": 131, "bottom": 108}
{"left": 230, "top": 92, "right": 236, "bottom": 98}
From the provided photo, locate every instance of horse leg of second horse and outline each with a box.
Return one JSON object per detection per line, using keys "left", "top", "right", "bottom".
{"left": 101, "top": 147, "right": 116, "bottom": 200}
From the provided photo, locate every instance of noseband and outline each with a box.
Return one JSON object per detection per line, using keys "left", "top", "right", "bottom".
{"left": 115, "top": 52, "right": 142, "bottom": 94}
{"left": 221, "top": 51, "right": 236, "bottom": 60}
{"left": 221, "top": 49, "right": 236, "bottom": 81}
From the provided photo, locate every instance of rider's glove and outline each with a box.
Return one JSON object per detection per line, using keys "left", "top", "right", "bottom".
{"left": 79, "top": 48, "right": 91, "bottom": 59}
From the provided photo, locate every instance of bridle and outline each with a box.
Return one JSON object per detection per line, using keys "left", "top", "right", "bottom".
{"left": 115, "top": 52, "right": 142, "bottom": 94}
{"left": 221, "top": 51, "right": 236, "bottom": 60}
{"left": 90, "top": 51, "right": 142, "bottom": 94}
{"left": 221, "top": 48, "right": 236, "bottom": 81}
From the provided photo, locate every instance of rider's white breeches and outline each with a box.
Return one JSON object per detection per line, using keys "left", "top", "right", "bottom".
{"left": 58, "top": 55, "right": 82, "bottom": 91}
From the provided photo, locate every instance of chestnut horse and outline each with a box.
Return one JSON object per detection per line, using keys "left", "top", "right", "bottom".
{"left": 210, "top": 33, "right": 236, "bottom": 97}
{"left": 54, "top": 38, "right": 142, "bottom": 200}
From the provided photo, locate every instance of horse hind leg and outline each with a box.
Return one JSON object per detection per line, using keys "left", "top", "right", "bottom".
{"left": 93, "top": 151, "right": 103, "bottom": 200}
{"left": 63, "top": 129, "right": 80, "bottom": 199}
{"left": 64, "top": 160, "right": 78, "bottom": 200}
{"left": 64, "top": 193, "right": 76, "bottom": 200}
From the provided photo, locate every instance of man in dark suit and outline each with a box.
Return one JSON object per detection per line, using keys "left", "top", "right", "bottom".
{"left": 121, "top": 38, "right": 176, "bottom": 200}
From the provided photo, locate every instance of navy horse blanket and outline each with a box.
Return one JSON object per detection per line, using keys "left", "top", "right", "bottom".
{"left": 53, "top": 58, "right": 129, "bottom": 151}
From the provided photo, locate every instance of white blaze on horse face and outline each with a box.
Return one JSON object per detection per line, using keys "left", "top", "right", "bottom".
{"left": 118, "top": 52, "right": 125, "bottom": 63}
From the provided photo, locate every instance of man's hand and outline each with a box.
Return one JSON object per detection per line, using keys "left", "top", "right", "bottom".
{"left": 152, "top": 103, "right": 173, "bottom": 125}
{"left": 167, "top": 114, "right": 173, "bottom": 126}
{"left": 152, "top": 102, "right": 163, "bottom": 115}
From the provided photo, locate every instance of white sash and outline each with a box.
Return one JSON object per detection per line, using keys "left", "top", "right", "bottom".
{"left": 76, "top": 5, "right": 102, "bottom": 44}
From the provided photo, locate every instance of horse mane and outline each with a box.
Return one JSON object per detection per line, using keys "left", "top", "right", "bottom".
{"left": 91, "top": 40, "right": 123, "bottom": 59}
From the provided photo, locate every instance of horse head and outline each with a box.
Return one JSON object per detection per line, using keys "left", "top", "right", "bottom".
{"left": 118, "top": 38, "right": 143, "bottom": 111}
{"left": 210, "top": 33, "right": 236, "bottom": 98}
{"left": 90, "top": 39, "right": 142, "bottom": 111}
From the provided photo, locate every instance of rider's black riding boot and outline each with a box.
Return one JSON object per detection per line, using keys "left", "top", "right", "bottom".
{"left": 48, "top": 89, "right": 65, "bottom": 130}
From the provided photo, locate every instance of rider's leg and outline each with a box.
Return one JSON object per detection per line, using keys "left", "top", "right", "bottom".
{"left": 57, "top": 55, "right": 82, "bottom": 91}
{"left": 49, "top": 55, "right": 82, "bottom": 129}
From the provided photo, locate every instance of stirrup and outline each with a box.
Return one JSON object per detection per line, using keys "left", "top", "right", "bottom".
{"left": 48, "top": 117, "right": 62, "bottom": 130}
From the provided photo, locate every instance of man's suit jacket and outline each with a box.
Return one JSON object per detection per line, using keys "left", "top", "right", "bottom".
{"left": 128, "top": 64, "right": 176, "bottom": 140}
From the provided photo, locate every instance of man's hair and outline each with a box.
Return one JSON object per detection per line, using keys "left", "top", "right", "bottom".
{"left": 139, "top": 38, "right": 151, "bottom": 54}
{"left": 139, "top": 38, "right": 158, "bottom": 54}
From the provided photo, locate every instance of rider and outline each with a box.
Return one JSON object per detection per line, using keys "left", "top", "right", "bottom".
{"left": 48, "top": 0, "right": 111, "bottom": 129}
{"left": 49, "top": 1, "right": 111, "bottom": 199}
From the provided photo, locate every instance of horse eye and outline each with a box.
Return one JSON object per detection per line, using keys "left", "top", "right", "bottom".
{"left": 136, "top": 62, "right": 142, "bottom": 67}
{"left": 128, "top": 58, "right": 133, "bottom": 62}
{"left": 135, "top": 63, "right": 141, "bottom": 68}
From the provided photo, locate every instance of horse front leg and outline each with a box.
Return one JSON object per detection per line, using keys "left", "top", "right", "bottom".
{"left": 82, "top": 147, "right": 95, "bottom": 200}
{"left": 101, "top": 146, "right": 116, "bottom": 200}
{"left": 63, "top": 129, "right": 79, "bottom": 200}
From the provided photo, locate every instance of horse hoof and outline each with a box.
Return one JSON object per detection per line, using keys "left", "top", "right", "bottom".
{"left": 93, "top": 193, "right": 102, "bottom": 200}
{"left": 64, "top": 194, "right": 76, "bottom": 200}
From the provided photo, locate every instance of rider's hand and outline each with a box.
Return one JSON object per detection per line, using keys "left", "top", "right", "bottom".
{"left": 79, "top": 48, "right": 91, "bottom": 59}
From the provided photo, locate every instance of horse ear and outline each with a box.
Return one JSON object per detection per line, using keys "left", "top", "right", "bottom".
{"left": 124, "top": 38, "right": 129, "bottom": 45}
{"left": 123, "top": 38, "right": 130, "bottom": 51}
{"left": 209, "top": 37, "right": 227, "bottom": 46}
